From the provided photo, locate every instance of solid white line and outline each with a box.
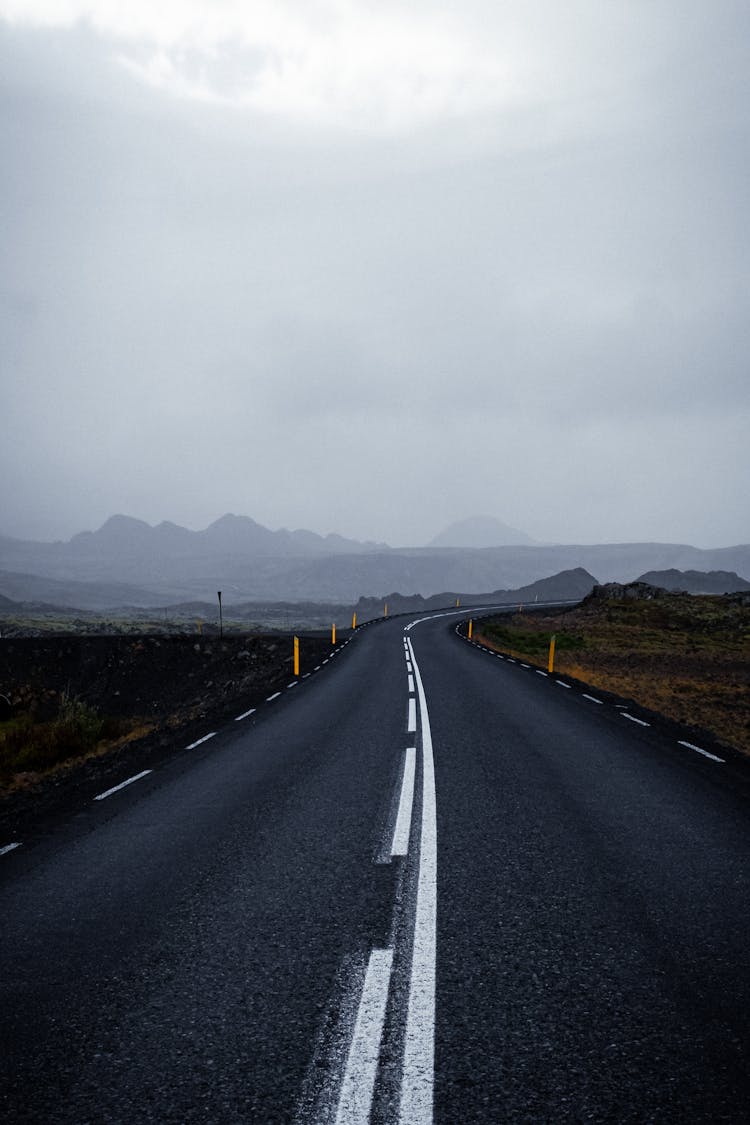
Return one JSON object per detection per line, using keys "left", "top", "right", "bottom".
{"left": 234, "top": 707, "right": 256, "bottom": 721}
{"left": 186, "top": 732, "right": 217, "bottom": 749}
{"left": 266, "top": 692, "right": 281, "bottom": 702}
{"left": 407, "top": 697, "right": 417, "bottom": 732}
{"left": 408, "top": 674, "right": 415, "bottom": 694}
{"left": 555, "top": 680, "right": 571, "bottom": 689}
{"left": 0, "top": 842, "right": 21, "bottom": 856}
{"left": 391, "top": 748, "right": 417, "bottom": 856}
{"left": 94, "top": 769, "right": 152, "bottom": 801}
{"left": 678, "top": 740, "right": 724, "bottom": 762}
{"left": 622, "top": 713, "right": 650, "bottom": 727}
{"left": 334, "top": 948, "right": 394, "bottom": 1125}
{"left": 401, "top": 636, "right": 437, "bottom": 1123}
{"left": 582, "top": 694, "right": 603, "bottom": 705}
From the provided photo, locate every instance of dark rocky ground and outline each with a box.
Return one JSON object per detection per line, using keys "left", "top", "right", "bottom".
{"left": 0, "top": 631, "right": 341, "bottom": 840}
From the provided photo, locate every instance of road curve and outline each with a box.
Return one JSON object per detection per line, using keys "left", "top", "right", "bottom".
{"left": 1, "top": 611, "right": 749, "bottom": 1122}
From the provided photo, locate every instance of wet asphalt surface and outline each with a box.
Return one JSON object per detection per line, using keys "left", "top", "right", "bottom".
{"left": 1, "top": 611, "right": 750, "bottom": 1122}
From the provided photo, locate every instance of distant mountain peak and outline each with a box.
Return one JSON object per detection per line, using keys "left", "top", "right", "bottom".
{"left": 429, "top": 516, "right": 536, "bottom": 549}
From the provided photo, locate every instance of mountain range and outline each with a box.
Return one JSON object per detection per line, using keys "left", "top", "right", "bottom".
{"left": 1, "top": 514, "right": 748, "bottom": 609}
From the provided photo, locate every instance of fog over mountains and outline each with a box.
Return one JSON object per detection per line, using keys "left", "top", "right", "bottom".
{"left": 1, "top": 514, "right": 748, "bottom": 609}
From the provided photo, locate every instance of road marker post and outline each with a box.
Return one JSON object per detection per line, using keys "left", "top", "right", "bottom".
{"left": 332, "top": 623, "right": 337, "bottom": 645}
{"left": 352, "top": 611, "right": 357, "bottom": 629}
{"left": 293, "top": 635, "right": 300, "bottom": 677}
{"left": 455, "top": 597, "right": 460, "bottom": 608}
{"left": 548, "top": 634, "right": 556, "bottom": 674}
{"left": 384, "top": 603, "right": 388, "bottom": 617}
{"left": 468, "top": 619, "right": 473, "bottom": 640}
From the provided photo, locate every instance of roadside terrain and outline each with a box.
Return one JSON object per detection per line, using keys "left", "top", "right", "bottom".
{"left": 0, "top": 631, "right": 337, "bottom": 836}
{"left": 476, "top": 583, "right": 750, "bottom": 757}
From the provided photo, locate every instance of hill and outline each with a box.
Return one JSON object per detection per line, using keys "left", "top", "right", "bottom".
{"left": 429, "top": 516, "right": 535, "bottom": 547}
{"left": 635, "top": 569, "right": 750, "bottom": 594}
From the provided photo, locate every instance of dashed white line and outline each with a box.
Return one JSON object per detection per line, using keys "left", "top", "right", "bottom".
{"left": 520, "top": 663, "right": 530, "bottom": 669}
{"left": 94, "top": 769, "right": 153, "bottom": 801}
{"left": 622, "top": 713, "right": 650, "bottom": 727}
{"left": 407, "top": 697, "right": 417, "bottom": 732}
{"left": 678, "top": 740, "right": 724, "bottom": 762}
{"left": 287, "top": 681, "right": 298, "bottom": 689}
{"left": 322, "top": 659, "right": 329, "bottom": 665}
{"left": 0, "top": 842, "right": 21, "bottom": 857}
{"left": 314, "top": 665, "right": 321, "bottom": 671}
{"left": 582, "top": 694, "right": 603, "bottom": 705}
{"left": 391, "top": 747, "right": 417, "bottom": 856}
{"left": 406, "top": 661, "right": 413, "bottom": 673}
{"left": 302, "top": 673, "right": 311, "bottom": 679}
{"left": 186, "top": 732, "right": 217, "bottom": 749}
{"left": 408, "top": 674, "right": 415, "bottom": 694}
{"left": 334, "top": 948, "right": 394, "bottom": 1125}
{"left": 555, "top": 680, "right": 571, "bottom": 689}
{"left": 266, "top": 692, "right": 281, "bottom": 702}
{"left": 234, "top": 707, "right": 256, "bottom": 721}
{"left": 535, "top": 670, "right": 548, "bottom": 677}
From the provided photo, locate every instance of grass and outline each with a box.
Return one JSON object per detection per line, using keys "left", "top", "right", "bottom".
{"left": 477, "top": 594, "right": 750, "bottom": 756}
{"left": 0, "top": 695, "right": 132, "bottom": 786}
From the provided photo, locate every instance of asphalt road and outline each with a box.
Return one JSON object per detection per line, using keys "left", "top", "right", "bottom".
{"left": 1, "top": 610, "right": 749, "bottom": 1123}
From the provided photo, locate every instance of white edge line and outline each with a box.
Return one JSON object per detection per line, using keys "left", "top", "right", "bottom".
{"left": 622, "top": 713, "right": 650, "bottom": 727}
{"left": 94, "top": 769, "right": 153, "bottom": 801}
{"left": 582, "top": 694, "right": 603, "bottom": 705}
{"left": 678, "top": 739, "right": 724, "bottom": 762}
{"left": 234, "top": 707, "right": 256, "bottom": 721}
{"left": 391, "top": 748, "right": 417, "bottom": 856}
{"left": 401, "top": 634, "right": 437, "bottom": 1122}
{"left": 334, "top": 948, "right": 394, "bottom": 1125}
{"left": 0, "top": 842, "right": 22, "bottom": 856}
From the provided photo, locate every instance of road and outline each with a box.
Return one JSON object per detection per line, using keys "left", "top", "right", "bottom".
{"left": 1, "top": 610, "right": 750, "bottom": 1122}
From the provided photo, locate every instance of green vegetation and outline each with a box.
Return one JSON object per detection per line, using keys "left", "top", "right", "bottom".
{"left": 0, "top": 696, "right": 127, "bottom": 783}
{"left": 481, "top": 623, "right": 585, "bottom": 659}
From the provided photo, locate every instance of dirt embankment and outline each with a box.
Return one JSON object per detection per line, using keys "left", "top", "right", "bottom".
{"left": 476, "top": 588, "right": 750, "bottom": 757}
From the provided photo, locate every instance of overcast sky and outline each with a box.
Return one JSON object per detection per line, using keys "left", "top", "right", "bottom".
{"left": 1, "top": 1, "right": 748, "bottom": 548}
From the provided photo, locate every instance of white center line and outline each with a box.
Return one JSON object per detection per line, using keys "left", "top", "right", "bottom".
{"left": 401, "top": 634, "right": 437, "bottom": 1123}
{"left": 234, "top": 707, "right": 256, "bottom": 721}
{"left": 406, "top": 662, "right": 412, "bottom": 673}
{"left": 520, "top": 663, "right": 530, "bottom": 668}
{"left": 622, "top": 713, "right": 650, "bottom": 727}
{"left": 582, "top": 694, "right": 603, "bottom": 705}
{"left": 407, "top": 697, "right": 416, "bottom": 732}
{"left": 314, "top": 665, "right": 321, "bottom": 671}
{"left": 408, "top": 674, "right": 415, "bottom": 694}
{"left": 391, "top": 748, "right": 417, "bottom": 857}
{"left": 94, "top": 769, "right": 152, "bottom": 801}
{"left": 266, "top": 692, "right": 281, "bottom": 702}
{"left": 186, "top": 732, "right": 217, "bottom": 749}
{"left": 535, "top": 670, "right": 548, "bottom": 677}
{"left": 287, "top": 681, "right": 298, "bottom": 689}
{"left": 677, "top": 739, "right": 724, "bottom": 762}
{"left": 335, "top": 949, "right": 394, "bottom": 1125}
{"left": 0, "top": 842, "right": 21, "bottom": 857}
{"left": 555, "top": 680, "right": 571, "bottom": 689}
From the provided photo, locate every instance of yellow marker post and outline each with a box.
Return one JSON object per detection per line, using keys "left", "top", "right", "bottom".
{"left": 468, "top": 619, "right": 473, "bottom": 639}
{"left": 384, "top": 603, "right": 388, "bottom": 617}
{"left": 197, "top": 620, "right": 202, "bottom": 635}
{"left": 455, "top": 597, "right": 460, "bottom": 608}
{"left": 351, "top": 611, "right": 357, "bottom": 629}
{"left": 293, "top": 635, "right": 299, "bottom": 677}
{"left": 548, "top": 634, "right": 556, "bottom": 674}
{"left": 332, "top": 623, "right": 336, "bottom": 645}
